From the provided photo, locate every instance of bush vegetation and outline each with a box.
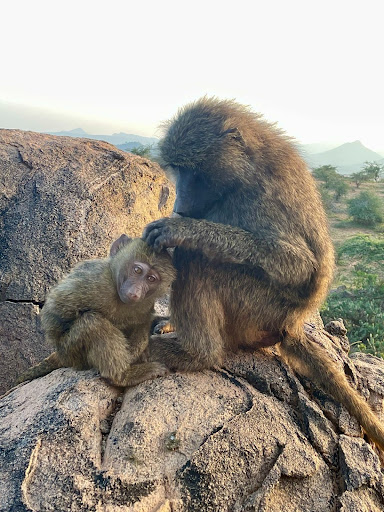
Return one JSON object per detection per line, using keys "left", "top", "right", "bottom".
{"left": 321, "top": 235, "right": 384, "bottom": 357}
{"left": 347, "top": 190, "right": 384, "bottom": 226}
{"left": 311, "top": 160, "right": 384, "bottom": 357}
{"left": 313, "top": 165, "right": 349, "bottom": 202}
{"left": 130, "top": 144, "right": 153, "bottom": 158}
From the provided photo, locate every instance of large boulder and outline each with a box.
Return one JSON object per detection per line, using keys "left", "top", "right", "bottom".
{"left": 0, "top": 129, "right": 174, "bottom": 394}
{"left": 1, "top": 130, "right": 384, "bottom": 511}
{"left": 1, "top": 324, "right": 384, "bottom": 511}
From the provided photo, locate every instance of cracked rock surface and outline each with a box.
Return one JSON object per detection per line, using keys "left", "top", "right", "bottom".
{"left": 0, "top": 129, "right": 174, "bottom": 394}
{"left": 1, "top": 325, "right": 384, "bottom": 511}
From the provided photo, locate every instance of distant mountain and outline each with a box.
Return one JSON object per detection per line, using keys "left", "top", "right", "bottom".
{"left": 47, "top": 129, "right": 158, "bottom": 147}
{"left": 300, "top": 142, "right": 340, "bottom": 155}
{"left": 63, "top": 128, "right": 88, "bottom": 136}
{"left": 304, "top": 141, "right": 383, "bottom": 175}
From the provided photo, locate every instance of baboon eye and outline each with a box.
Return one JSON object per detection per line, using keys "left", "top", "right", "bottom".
{"left": 134, "top": 266, "right": 142, "bottom": 274}
{"left": 147, "top": 275, "right": 157, "bottom": 282}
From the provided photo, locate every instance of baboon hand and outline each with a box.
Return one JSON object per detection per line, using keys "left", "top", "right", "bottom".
{"left": 142, "top": 217, "right": 188, "bottom": 251}
{"left": 153, "top": 319, "right": 176, "bottom": 335}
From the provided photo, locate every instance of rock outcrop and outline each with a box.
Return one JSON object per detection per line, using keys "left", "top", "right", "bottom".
{"left": 0, "top": 129, "right": 174, "bottom": 394}
{"left": 2, "top": 130, "right": 384, "bottom": 511}
{"left": 1, "top": 323, "right": 384, "bottom": 512}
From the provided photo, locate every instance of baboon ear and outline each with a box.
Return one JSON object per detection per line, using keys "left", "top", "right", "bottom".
{"left": 222, "top": 127, "right": 245, "bottom": 145}
{"left": 110, "top": 234, "right": 132, "bottom": 256}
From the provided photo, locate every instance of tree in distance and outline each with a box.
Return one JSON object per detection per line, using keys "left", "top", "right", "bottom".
{"left": 312, "top": 165, "right": 339, "bottom": 187}
{"left": 351, "top": 170, "right": 370, "bottom": 188}
{"left": 131, "top": 144, "right": 153, "bottom": 158}
{"left": 313, "top": 165, "right": 348, "bottom": 201}
{"left": 361, "top": 161, "right": 384, "bottom": 183}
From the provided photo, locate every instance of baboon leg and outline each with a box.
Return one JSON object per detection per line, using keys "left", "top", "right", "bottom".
{"left": 150, "top": 280, "right": 226, "bottom": 371}
{"left": 72, "top": 316, "right": 167, "bottom": 387}
{"left": 280, "top": 332, "right": 384, "bottom": 451}
{"left": 63, "top": 312, "right": 133, "bottom": 382}
{"left": 108, "top": 326, "right": 169, "bottom": 387}
{"left": 110, "top": 362, "right": 169, "bottom": 387}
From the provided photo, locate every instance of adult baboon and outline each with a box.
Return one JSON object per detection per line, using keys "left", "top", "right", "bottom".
{"left": 15, "top": 235, "right": 175, "bottom": 387}
{"left": 143, "top": 97, "right": 384, "bottom": 449}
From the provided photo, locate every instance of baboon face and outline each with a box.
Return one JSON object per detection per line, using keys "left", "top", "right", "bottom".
{"left": 109, "top": 235, "right": 168, "bottom": 304}
{"left": 160, "top": 99, "right": 252, "bottom": 218}
{"left": 116, "top": 260, "right": 162, "bottom": 304}
{"left": 171, "top": 166, "right": 222, "bottom": 218}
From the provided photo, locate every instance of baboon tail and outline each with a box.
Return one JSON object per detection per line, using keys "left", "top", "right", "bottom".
{"left": 280, "top": 333, "right": 384, "bottom": 451}
{"left": 14, "top": 352, "right": 63, "bottom": 385}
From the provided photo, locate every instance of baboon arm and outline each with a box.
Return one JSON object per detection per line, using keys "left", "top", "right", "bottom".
{"left": 64, "top": 312, "right": 134, "bottom": 372}
{"left": 143, "top": 217, "right": 317, "bottom": 286}
{"left": 98, "top": 325, "right": 169, "bottom": 387}
{"left": 123, "top": 326, "right": 151, "bottom": 361}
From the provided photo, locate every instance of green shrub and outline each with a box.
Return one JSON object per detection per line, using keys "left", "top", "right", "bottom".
{"left": 347, "top": 191, "right": 384, "bottom": 226}
{"left": 322, "top": 235, "right": 384, "bottom": 357}
{"left": 332, "top": 178, "right": 349, "bottom": 200}
{"left": 131, "top": 144, "right": 153, "bottom": 158}
{"left": 337, "top": 234, "right": 384, "bottom": 265}
{"left": 322, "top": 279, "right": 384, "bottom": 357}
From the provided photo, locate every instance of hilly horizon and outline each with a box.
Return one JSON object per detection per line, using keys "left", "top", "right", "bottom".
{"left": 300, "top": 142, "right": 340, "bottom": 154}
{"left": 303, "top": 140, "right": 384, "bottom": 174}
{"left": 44, "top": 128, "right": 384, "bottom": 173}
{"left": 47, "top": 128, "right": 158, "bottom": 146}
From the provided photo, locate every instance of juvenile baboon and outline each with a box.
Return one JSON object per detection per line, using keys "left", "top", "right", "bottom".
{"left": 143, "top": 97, "right": 384, "bottom": 450}
{"left": 16, "top": 235, "right": 175, "bottom": 387}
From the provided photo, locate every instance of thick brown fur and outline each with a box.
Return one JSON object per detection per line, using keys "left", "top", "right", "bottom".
{"left": 16, "top": 236, "right": 175, "bottom": 387}
{"left": 143, "top": 97, "right": 384, "bottom": 450}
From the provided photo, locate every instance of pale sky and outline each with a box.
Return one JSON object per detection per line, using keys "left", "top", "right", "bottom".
{"left": 1, "top": 0, "right": 383, "bottom": 150}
